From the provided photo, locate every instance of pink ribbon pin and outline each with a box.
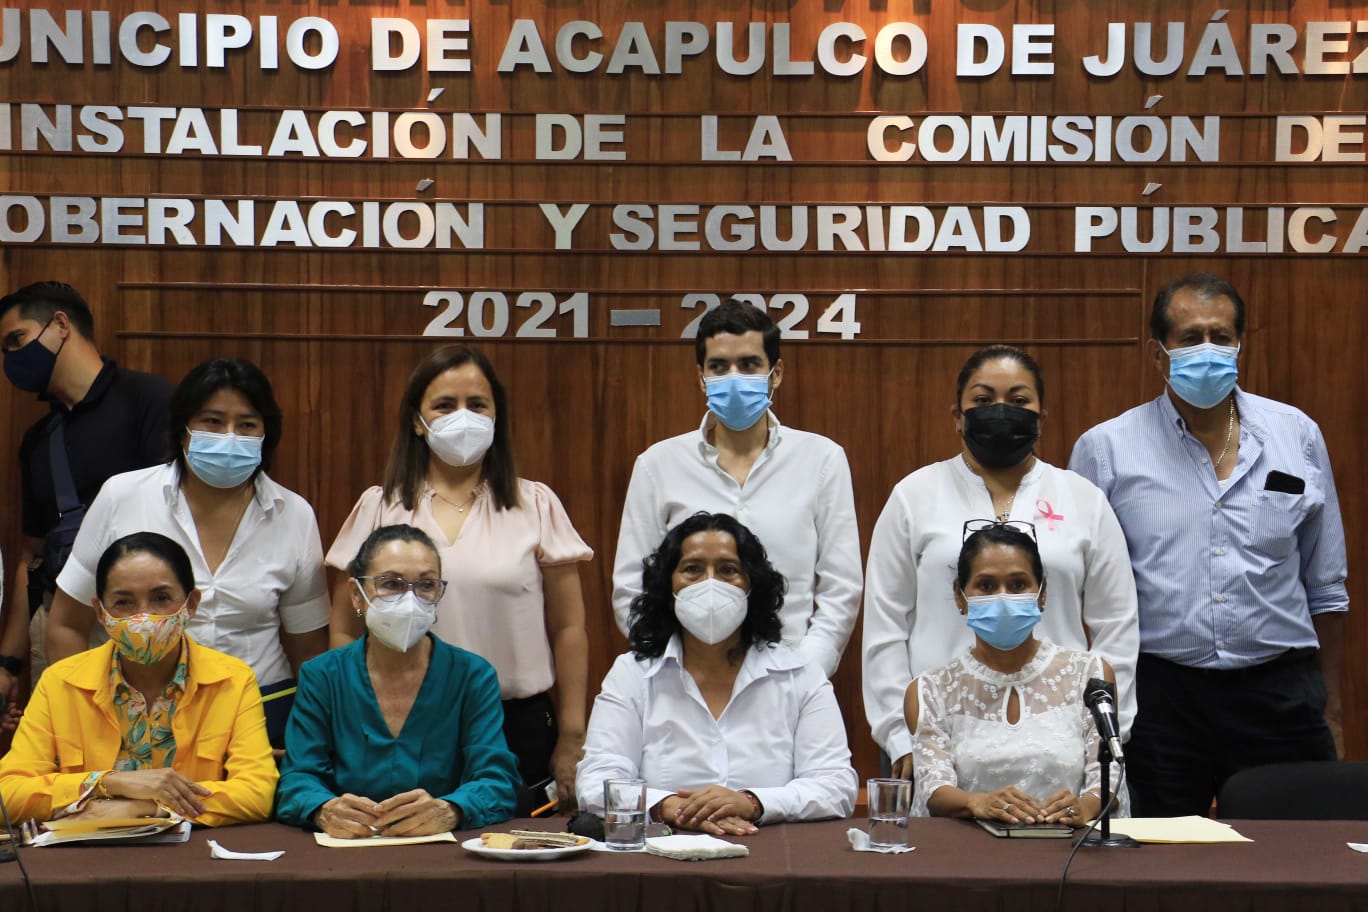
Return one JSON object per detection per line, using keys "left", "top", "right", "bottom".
{"left": 1036, "top": 499, "right": 1064, "bottom": 531}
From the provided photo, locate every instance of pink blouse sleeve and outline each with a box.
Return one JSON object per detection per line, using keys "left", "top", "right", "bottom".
{"left": 324, "top": 486, "right": 388, "bottom": 572}
{"left": 527, "top": 481, "right": 594, "bottom": 567}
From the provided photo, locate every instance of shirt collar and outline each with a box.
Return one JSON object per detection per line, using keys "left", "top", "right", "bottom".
{"left": 695, "top": 411, "right": 783, "bottom": 457}
{"left": 108, "top": 638, "right": 189, "bottom": 703}
{"left": 952, "top": 452, "right": 1046, "bottom": 487}
{"left": 1156, "top": 386, "right": 1265, "bottom": 443}
{"left": 163, "top": 462, "right": 280, "bottom": 513}
{"left": 640, "top": 633, "right": 806, "bottom": 680}
{"left": 42, "top": 356, "right": 118, "bottom": 413}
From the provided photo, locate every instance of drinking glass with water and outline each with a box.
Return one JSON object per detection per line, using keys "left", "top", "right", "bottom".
{"left": 603, "top": 778, "right": 647, "bottom": 851}
{"left": 867, "top": 778, "right": 912, "bottom": 849}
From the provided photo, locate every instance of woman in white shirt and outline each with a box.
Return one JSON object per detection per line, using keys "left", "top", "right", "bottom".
{"left": 862, "top": 345, "right": 1138, "bottom": 779}
{"left": 46, "top": 358, "right": 330, "bottom": 748}
{"left": 327, "top": 345, "right": 592, "bottom": 814}
{"left": 907, "top": 521, "right": 1111, "bottom": 824}
{"left": 577, "top": 512, "right": 856, "bottom": 834}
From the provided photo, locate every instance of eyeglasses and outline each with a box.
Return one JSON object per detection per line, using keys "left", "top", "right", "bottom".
{"left": 962, "top": 519, "right": 1038, "bottom": 542}
{"left": 357, "top": 575, "right": 448, "bottom": 605}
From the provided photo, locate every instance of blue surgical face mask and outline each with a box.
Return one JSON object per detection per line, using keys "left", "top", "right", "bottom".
{"left": 965, "top": 592, "right": 1041, "bottom": 651}
{"left": 1163, "top": 342, "right": 1239, "bottom": 409}
{"left": 184, "top": 430, "right": 264, "bottom": 489}
{"left": 3, "top": 317, "right": 64, "bottom": 393}
{"left": 704, "top": 370, "right": 772, "bottom": 431}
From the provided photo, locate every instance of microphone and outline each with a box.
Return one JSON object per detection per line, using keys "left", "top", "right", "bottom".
{"left": 1083, "top": 677, "right": 1125, "bottom": 762}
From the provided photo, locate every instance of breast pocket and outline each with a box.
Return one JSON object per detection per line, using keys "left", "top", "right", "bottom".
{"left": 54, "top": 736, "right": 85, "bottom": 773}
{"left": 1248, "top": 491, "right": 1304, "bottom": 561}
{"left": 192, "top": 732, "right": 231, "bottom": 781}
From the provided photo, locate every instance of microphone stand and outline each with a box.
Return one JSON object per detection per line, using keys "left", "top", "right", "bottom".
{"left": 1081, "top": 740, "right": 1139, "bottom": 848}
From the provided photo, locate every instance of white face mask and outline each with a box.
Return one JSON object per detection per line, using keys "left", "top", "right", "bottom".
{"left": 421, "top": 409, "right": 494, "bottom": 468}
{"left": 673, "top": 578, "right": 749, "bottom": 645}
{"left": 358, "top": 585, "right": 437, "bottom": 652}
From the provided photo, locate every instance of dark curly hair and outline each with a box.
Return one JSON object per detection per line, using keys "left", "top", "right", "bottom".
{"left": 627, "top": 512, "right": 786, "bottom": 661}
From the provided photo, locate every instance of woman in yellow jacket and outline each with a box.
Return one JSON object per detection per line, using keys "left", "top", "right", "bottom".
{"left": 0, "top": 531, "right": 277, "bottom": 826}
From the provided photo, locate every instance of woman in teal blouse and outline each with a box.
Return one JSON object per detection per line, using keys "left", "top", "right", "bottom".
{"left": 276, "top": 524, "right": 519, "bottom": 835}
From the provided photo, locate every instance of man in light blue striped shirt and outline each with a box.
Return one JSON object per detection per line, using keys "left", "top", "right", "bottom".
{"left": 1069, "top": 273, "right": 1346, "bottom": 818}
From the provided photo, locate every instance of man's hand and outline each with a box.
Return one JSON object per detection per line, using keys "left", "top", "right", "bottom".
{"left": 1325, "top": 699, "right": 1345, "bottom": 758}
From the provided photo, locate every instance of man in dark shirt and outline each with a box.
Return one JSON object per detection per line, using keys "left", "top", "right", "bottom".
{"left": 0, "top": 282, "right": 172, "bottom": 712}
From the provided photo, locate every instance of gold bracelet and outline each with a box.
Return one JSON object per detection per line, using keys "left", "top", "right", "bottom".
{"left": 95, "top": 772, "right": 112, "bottom": 799}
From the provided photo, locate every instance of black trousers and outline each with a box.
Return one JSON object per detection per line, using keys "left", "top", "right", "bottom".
{"left": 502, "top": 692, "right": 558, "bottom": 816}
{"left": 1127, "top": 652, "right": 1336, "bottom": 818}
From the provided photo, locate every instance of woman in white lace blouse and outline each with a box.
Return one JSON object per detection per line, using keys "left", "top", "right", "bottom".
{"left": 903, "top": 521, "right": 1113, "bottom": 825}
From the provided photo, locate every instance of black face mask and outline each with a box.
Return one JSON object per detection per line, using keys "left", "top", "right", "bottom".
{"left": 961, "top": 404, "right": 1039, "bottom": 469}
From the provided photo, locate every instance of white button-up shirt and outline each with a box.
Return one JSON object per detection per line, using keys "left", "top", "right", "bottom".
{"left": 612, "top": 413, "right": 863, "bottom": 677}
{"left": 57, "top": 463, "right": 329, "bottom": 688}
{"left": 576, "top": 637, "right": 857, "bottom": 823}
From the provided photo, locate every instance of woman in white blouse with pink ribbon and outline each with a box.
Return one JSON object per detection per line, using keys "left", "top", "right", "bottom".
{"left": 327, "top": 345, "right": 592, "bottom": 815}
{"left": 862, "top": 345, "right": 1139, "bottom": 781}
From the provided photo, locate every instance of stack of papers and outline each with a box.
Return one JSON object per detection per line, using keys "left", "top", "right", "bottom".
{"left": 28, "top": 817, "right": 190, "bottom": 847}
{"left": 1106, "top": 817, "right": 1252, "bottom": 844}
{"left": 644, "top": 834, "right": 749, "bottom": 860}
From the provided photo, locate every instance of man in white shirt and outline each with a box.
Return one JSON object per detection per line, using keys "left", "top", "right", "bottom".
{"left": 611, "top": 299, "right": 862, "bottom": 676}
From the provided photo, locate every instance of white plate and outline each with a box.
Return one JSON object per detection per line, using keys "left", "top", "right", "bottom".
{"left": 461, "top": 836, "right": 594, "bottom": 862}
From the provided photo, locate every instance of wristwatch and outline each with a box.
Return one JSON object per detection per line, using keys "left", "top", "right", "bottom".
{"left": 0, "top": 655, "right": 22, "bottom": 675}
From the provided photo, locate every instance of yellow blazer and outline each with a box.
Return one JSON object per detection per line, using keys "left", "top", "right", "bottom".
{"left": 0, "top": 637, "right": 278, "bottom": 826}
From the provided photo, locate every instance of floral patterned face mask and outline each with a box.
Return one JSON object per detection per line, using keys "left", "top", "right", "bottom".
{"left": 99, "top": 602, "right": 189, "bottom": 665}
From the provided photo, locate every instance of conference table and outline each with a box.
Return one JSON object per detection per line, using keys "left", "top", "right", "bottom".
{"left": 2, "top": 817, "right": 1365, "bottom": 911}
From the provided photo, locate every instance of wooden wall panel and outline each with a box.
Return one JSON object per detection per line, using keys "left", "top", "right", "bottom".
{"left": 1, "top": 2, "right": 1364, "bottom": 778}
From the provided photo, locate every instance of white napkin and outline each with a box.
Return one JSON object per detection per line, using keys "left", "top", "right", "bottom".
{"left": 644, "top": 834, "right": 749, "bottom": 860}
{"left": 847, "top": 828, "right": 915, "bottom": 854}
{"left": 208, "top": 839, "right": 284, "bottom": 861}
{"left": 1348, "top": 843, "right": 1368, "bottom": 854}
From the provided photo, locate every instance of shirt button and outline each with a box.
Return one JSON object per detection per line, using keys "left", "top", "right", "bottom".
{"left": 1200, "top": 458, "right": 1209, "bottom": 464}
{"left": 1213, "top": 503, "right": 1222, "bottom": 510}
{"left": 1217, "top": 640, "right": 1227, "bottom": 649}
{"left": 1215, "top": 594, "right": 1226, "bottom": 602}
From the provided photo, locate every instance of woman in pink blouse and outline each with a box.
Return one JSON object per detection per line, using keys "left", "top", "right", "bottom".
{"left": 327, "top": 345, "right": 592, "bottom": 814}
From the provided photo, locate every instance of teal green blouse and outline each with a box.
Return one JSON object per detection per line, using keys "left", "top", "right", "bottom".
{"left": 276, "top": 635, "right": 519, "bottom": 829}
